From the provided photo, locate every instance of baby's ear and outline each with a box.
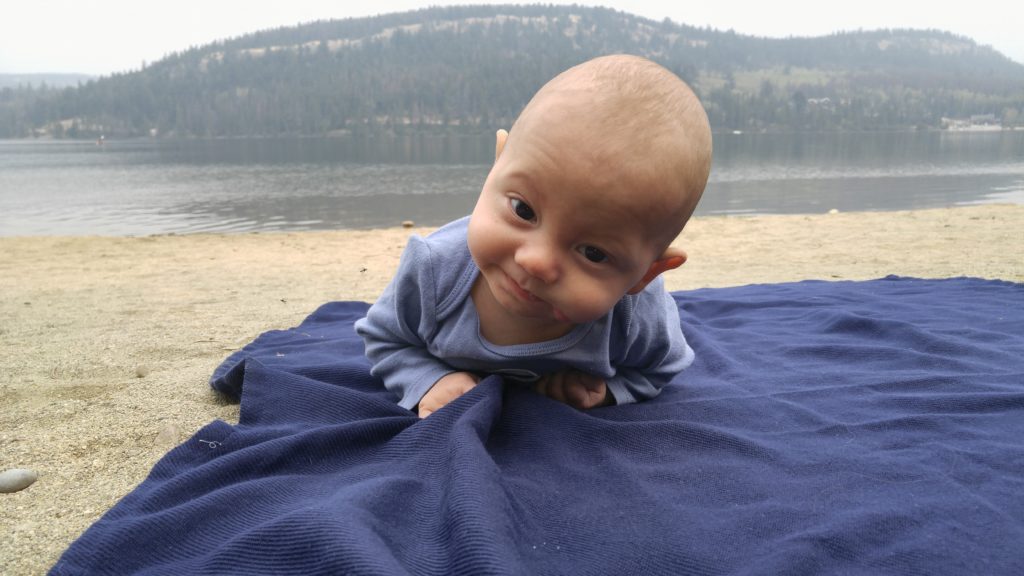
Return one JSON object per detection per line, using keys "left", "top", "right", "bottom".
{"left": 494, "top": 129, "right": 508, "bottom": 162}
{"left": 627, "top": 248, "right": 687, "bottom": 295}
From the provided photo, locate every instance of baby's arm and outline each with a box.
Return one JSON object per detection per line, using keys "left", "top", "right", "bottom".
{"left": 606, "top": 287, "right": 694, "bottom": 405}
{"left": 355, "top": 236, "right": 458, "bottom": 412}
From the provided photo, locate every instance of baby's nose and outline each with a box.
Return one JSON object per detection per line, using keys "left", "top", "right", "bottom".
{"left": 515, "top": 243, "right": 560, "bottom": 284}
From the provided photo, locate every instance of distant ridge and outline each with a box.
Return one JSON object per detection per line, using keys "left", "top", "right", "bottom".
{"left": 2, "top": 4, "right": 1022, "bottom": 137}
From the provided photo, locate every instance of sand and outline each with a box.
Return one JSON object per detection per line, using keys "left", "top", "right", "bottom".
{"left": 2, "top": 203, "right": 1022, "bottom": 573}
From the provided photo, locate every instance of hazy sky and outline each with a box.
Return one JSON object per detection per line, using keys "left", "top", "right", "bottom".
{"left": 2, "top": 1, "right": 1021, "bottom": 75}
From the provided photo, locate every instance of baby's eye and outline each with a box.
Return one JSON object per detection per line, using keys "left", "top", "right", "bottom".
{"left": 510, "top": 198, "right": 536, "bottom": 221}
{"left": 579, "top": 245, "right": 608, "bottom": 263}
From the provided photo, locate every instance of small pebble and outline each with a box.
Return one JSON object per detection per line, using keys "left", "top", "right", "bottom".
{"left": 0, "top": 468, "right": 38, "bottom": 493}
{"left": 135, "top": 365, "right": 150, "bottom": 378}
{"left": 402, "top": 220, "right": 414, "bottom": 228}
{"left": 153, "top": 423, "right": 182, "bottom": 451}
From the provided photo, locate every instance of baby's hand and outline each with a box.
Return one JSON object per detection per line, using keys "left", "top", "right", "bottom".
{"left": 534, "top": 369, "right": 611, "bottom": 410}
{"left": 418, "top": 372, "right": 480, "bottom": 418}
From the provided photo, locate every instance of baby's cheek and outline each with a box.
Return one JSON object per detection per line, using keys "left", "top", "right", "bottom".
{"left": 565, "top": 288, "right": 620, "bottom": 322}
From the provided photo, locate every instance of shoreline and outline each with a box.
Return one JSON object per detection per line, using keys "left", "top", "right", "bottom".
{"left": 9, "top": 124, "right": 1024, "bottom": 142}
{"left": 2, "top": 203, "right": 1023, "bottom": 573}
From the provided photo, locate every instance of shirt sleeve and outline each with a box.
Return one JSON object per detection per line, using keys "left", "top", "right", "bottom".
{"left": 354, "top": 236, "right": 458, "bottom": 410}
{"left": 605, "top": 286, "right": 694, "bottom": 405}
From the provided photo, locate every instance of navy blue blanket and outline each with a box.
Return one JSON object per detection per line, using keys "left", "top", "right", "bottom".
{"left": 53, "top": 277, "right": 1024, "bottom": 575}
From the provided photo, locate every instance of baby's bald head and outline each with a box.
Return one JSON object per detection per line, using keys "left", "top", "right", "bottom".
{"left": 506, "top": 55, "right": 713, "bottom": 250}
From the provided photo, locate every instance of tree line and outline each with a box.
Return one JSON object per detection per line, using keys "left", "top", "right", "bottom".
{"left": 2, "top": 4, "right": 1022, "bottom": 138}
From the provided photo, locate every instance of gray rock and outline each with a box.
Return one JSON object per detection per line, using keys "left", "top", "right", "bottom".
{"left": 0, "top": 468, "right": 38, "bottom": 493}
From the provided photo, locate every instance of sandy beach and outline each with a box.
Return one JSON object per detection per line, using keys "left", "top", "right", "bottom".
{"left": 2, "top": 203, "right": 1023, "bottom": 573}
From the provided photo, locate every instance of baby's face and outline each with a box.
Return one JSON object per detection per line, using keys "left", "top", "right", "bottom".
{"left": 467, "top": 122, "right": 680, "bottom": 327}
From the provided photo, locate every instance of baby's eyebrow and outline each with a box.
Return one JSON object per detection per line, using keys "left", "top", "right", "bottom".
{"left": 503, "top": 169, "right": 539, "bottom": 195}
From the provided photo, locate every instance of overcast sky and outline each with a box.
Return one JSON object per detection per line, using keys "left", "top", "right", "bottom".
{"left": 2, "top": 1, "right": 1021, "bottom": 75}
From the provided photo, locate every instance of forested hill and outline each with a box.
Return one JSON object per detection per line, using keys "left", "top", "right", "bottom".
{"left": 4, "top": 4, "right": 1024, "bottom": 138}
{"left": 0, "top": 73, "right": 94, "bottom": 89}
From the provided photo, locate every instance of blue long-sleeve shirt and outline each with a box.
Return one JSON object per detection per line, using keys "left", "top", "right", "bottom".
{"left": 354, "top": 217, "right": 694, "bottom": 410}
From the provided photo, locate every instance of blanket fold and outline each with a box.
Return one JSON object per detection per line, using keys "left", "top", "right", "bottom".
{"left": 52, "top": 277, "right": 1024, "bottom": 575}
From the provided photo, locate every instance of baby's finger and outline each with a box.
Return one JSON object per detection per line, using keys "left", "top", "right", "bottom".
{"left": 546, "top": 373, "right": 571, "bottom": 403}
{"left": 586, "top": 382, "right": 609, "bottom": 408}
{"left": 565, "top": 380, "right": 591, "bottom": 409}
{"left": 573, "top": 376, "right": 609, "bottom": 409}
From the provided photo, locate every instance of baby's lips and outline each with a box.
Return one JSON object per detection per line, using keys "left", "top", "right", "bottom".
{"left": 508, "top": 273, "right": 539, "bottom": 301}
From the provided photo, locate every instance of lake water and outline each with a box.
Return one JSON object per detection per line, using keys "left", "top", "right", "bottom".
{"left": 1, "top": 131, "right": 1022, "bottom": 236}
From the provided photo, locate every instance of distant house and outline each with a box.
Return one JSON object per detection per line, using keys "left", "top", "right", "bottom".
{"left": 807, "top": 97, "right": 835, "bottom": 111}
{"left": 942, "top": 114, "right": 1002, "bottom": 131}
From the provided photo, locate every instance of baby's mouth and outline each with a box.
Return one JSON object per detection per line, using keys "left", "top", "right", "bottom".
{"left": 505, "top": 272, "right": 571, "bottom": 322}
{"left": 507, "top": 273, "right": 542, "bottom": 302}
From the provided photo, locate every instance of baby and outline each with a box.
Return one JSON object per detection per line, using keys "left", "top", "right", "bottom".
{"left": 355, "top": 54, "right": 712, "bottom": 418}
